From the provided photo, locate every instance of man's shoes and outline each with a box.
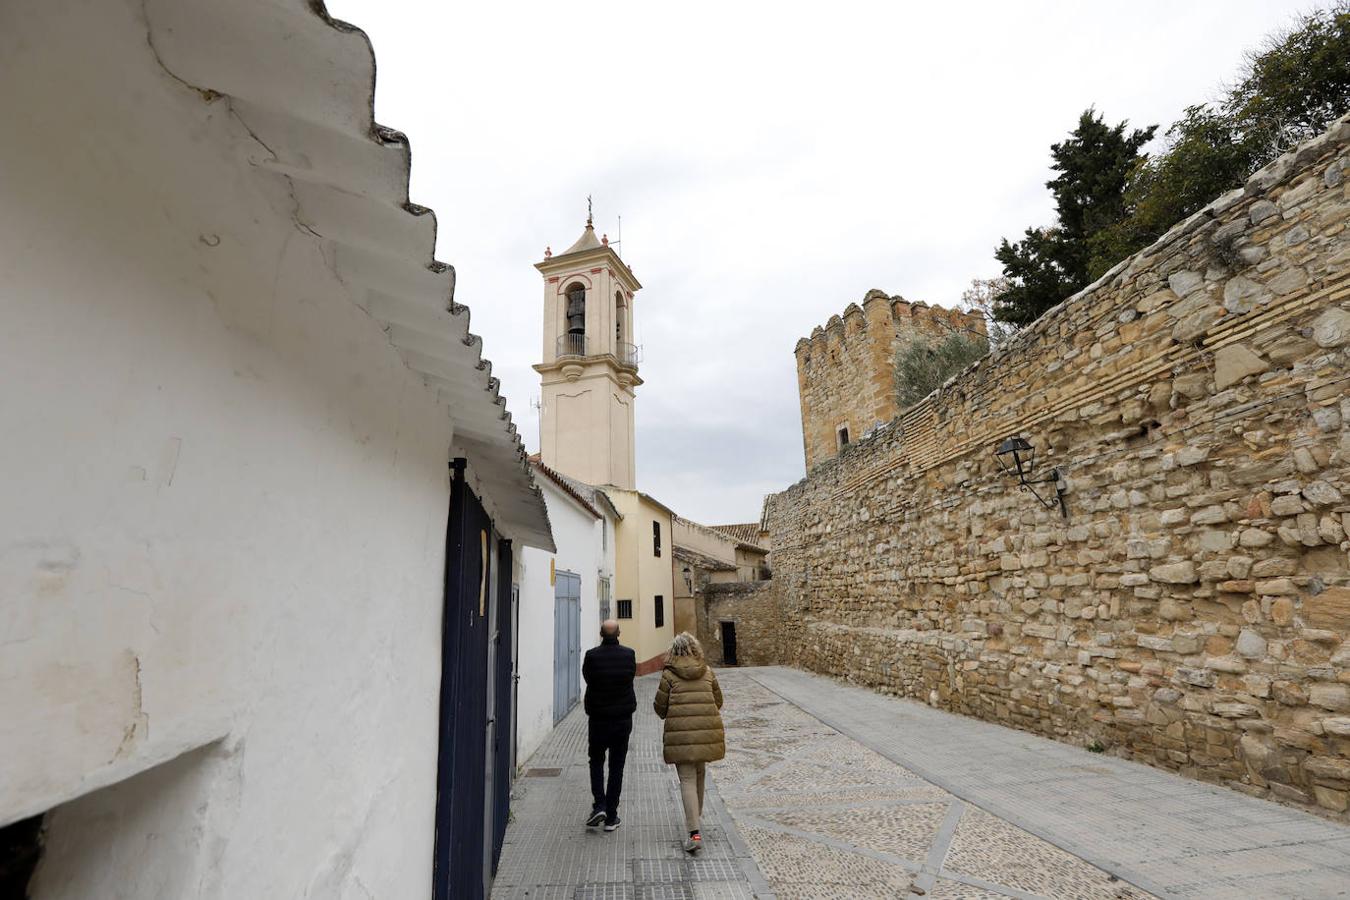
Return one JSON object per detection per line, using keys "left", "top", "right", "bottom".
{"left": 586, "top": 808, "right": 607, "bottom": 827}
{"left": 683, "top": 831, "right": 702, "bottom": 853}
{"left": 603, "top": 816, "right": 622, "bottom": 832}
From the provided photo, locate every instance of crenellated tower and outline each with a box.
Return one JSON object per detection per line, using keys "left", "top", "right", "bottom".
{"left": 794, "top": 289, "right": 986, "bottom": 471}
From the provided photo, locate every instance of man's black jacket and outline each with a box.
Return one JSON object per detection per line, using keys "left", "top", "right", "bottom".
{"left": 582, "top": 636, "right": 637, "bottom": 720}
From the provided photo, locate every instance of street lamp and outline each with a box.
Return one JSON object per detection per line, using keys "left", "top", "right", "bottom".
{"left": 994, "top": 435, "right": 1068, "bottom": 518}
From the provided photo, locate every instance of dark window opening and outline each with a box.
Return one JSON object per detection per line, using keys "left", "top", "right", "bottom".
{"left": 837, "top": 426, "right": 850, "bottom": 449}
{"left": 616, "top": 599, "right": 633, "bottom": 619}
{"left": 565, "top": 283, "right": 586, "bottom": 336}
{"left": 654, "top": 595, "right": 664, "bottom": 628}
{"left": 652, "top": 521, "right": 662, "bottom": 557}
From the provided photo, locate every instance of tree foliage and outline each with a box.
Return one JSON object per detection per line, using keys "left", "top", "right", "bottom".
{"left": 991, "top": 110, "right": 1155, "bottom": 326}
{"left": 895, "top": 332, "right": 990, "bottom": 409}
{"left": 991, "top": 4, "right": 1350, "bottom": 326}
{"left": 961, "top": 277, "right": 1018, "bottom": 347}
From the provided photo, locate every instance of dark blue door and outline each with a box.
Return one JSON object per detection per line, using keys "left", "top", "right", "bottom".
{"left": 491, "top": 539, "right": 514, "bottom": 873}
{"left": 433, "top": 460, "right": 493, "bottom": 900}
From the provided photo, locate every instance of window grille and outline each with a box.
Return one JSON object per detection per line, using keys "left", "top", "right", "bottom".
{"left": 598, "top": 576, "right": 612, "bottom": 621}
{"left": 616, "top": 599, "right": 633, "bottom": 619}
{"left": 652, "top": 521, "right": 662, "bottom": 557}
{"left": 654, "top": 595, "right": 664, "bottom": 628}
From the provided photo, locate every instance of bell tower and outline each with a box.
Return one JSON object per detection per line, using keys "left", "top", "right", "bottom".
{"left": 533, "top": 213, "right": 643, "bottom": 489}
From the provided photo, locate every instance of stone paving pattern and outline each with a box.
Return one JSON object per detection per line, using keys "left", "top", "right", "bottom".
{"left": 715, "top": 670, "right": 1151, "bottom": 900}
{"left": 748, "top": 666, "right": 1350, "bottom": 899}
{"left": 491, "top": 674, "right": 769, "bottom": 899}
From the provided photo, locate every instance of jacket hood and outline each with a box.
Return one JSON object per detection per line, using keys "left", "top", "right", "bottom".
{"left": 667, "top": 657, "right": 707, "bottom": 680}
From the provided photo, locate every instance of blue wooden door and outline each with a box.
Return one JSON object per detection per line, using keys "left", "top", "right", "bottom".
{"left": 433, "top": 461, "right": 493, "bottom": 900}
{"left": 553, "top": 572, "right": 581, "bottom": 723}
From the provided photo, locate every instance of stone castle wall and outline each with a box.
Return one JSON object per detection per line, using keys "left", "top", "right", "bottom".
{"left": 794, "top": 291, "right": 986, "bottom": 471}
{"left": 766, "top": 116, "right": 1350, "bottom": 820}
{"left": 697, "top": 580, "right": 784, "bottom": 667}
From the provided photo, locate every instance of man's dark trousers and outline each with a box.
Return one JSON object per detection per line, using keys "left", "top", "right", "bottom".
{"left": 588, "top": 716, "right": 632, "bottom": 817}
{"left": 582, "top": 634, "right": 637, "bottom": 820}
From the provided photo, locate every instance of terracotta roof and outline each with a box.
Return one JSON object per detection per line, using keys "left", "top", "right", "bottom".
{"left": 709, "top": 523, "right": 765, "bottom": 549}
{"left": 673, "top": 545, "right": 736, "bottom": 572}
{"left": 531, "top": 460, "right": 600, "bottom": 519}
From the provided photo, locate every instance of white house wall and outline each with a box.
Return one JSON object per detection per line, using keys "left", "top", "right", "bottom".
{"left": 0, "top": 1, "right": 544, "bottom": 897}
{"left": 517, "top": 481, "right": 614, "bottom": 765}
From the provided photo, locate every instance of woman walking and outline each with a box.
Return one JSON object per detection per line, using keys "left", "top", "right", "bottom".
{"left": 653, "top": 632, "right": 725, "bottom": 854}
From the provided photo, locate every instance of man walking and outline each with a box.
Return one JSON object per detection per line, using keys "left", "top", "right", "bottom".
{"left": 582, "top": 619, "right": 636, "bottom": 831}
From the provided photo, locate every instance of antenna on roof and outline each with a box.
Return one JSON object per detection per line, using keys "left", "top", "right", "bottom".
{"left": 613, "top": 214, "right": 622, "bottom": 257}
{"left": 530, "top": 394, "right": 543, "bottom": 443}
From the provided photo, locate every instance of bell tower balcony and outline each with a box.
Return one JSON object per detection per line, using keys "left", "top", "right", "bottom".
{"left": 554, "top": 334, "right": 643, "bottom": 370}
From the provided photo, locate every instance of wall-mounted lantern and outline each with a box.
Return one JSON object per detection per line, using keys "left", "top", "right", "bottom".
{"left": 994, "top": 435, "right": 1068, "bottom": 518}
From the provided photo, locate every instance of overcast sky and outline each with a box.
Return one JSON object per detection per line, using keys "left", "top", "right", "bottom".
{"left": 330, "top": 0, "right": 1314, "bottom": 525}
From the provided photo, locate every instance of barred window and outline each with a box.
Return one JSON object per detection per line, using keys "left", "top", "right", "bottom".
{"left": 654, "top": 595, "right": 664, "bottom": 628}
{"left": 598, "top": 576, "right": 612, "bottom": 621}
{"left": 617, "top": 599, "right": 633, "bottom": 619}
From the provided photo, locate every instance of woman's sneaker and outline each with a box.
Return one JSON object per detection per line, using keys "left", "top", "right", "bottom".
{"left": 684, "top": 831, "right": 702, "bottom": 853}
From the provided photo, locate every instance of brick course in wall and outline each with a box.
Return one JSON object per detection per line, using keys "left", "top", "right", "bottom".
{"left": 795, "top": 291, "right": 986, "bottom": 471}
{"left": 766, "top": 115, "right": 1350, "bottom": 821}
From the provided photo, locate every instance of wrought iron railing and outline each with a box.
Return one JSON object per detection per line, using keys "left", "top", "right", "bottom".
{"left": 617, "top": 341, "right": 642, "bottom": 367}
{"left": 556, "top": 333, "right": 588, "bottom": 358}
{"left": 556, "top": 334, "right": 642, "bottom": 366}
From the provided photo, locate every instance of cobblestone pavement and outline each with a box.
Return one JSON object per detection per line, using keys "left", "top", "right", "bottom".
{"left": 716, "top": 669, "right": 1153, "bottom": 900}
{"left": 491, "top": 673, "right": 773, "bottom": 899}
{"left": 494, "top": 666, "right": 1350, "bottom": 899}
{"left": 740, "top": 666, "right": 1350, "bottom": 900}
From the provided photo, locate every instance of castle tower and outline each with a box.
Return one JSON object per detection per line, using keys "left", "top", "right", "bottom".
{"left": 533, "top": 215, "right": 643, "bottom": 489}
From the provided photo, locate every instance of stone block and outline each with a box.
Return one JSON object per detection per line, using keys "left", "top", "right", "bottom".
{"left": 1235, "top": 628, "right": 1268, "bottom": 659}
{"left": 1222, "top": 276, "right": 1272, "bottom": 314}
{"left": 1214, "top": 344, "right": 1272, "bottom": 389}
{"left": 1302, "top": 480, "right": 1344, "bottom": 506}
{"left": 1212, "top": 702, "right": 1259, "bottom": 718}
{"left": 1305, "top": 756, "right": 1350, "bottom": 782}
{"left": 1176, "top": 667, "right": 1216, "bottom": 688}
{"left": 1151, "top": 562, "right": 1198, "bottom": 584}
{"left": 1239, "top": 528, "right": 1275, "bottom": 548}
{"left": 1312, "top": 307, "right": 1350, "bottom": 348}
{"left": 1168, "top": 270, "right": 1204, "bottom": 296}
{"left": 1190, "top": 505, "right": 1228, "bottom": 525}
{"left": 1269, "top": 494, "right": 1305, "bottom": 517}
{"left": 1248, "top": 199, "right": 1279, "bottom": 224}
{"left": 1310, "top": 683, "right": 1350, "bottom": 712}
{"left": 1255, "top": 578, "right": 1298, "bottom": 596}
{"left": 1305, "top": 587, "right": 1350, "bottom": 631}
{"left": 1313, "top": 786, "right": 1349, "bottom": 812}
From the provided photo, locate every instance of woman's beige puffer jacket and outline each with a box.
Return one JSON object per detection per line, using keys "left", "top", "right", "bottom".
{"left": 653, "top": 657, "right": 725, "bottom": 764}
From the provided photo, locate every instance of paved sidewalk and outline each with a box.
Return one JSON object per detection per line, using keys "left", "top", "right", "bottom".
{"left": 491, "top": 674, "right": 773, "bottom": 899}
{"left": 744, "top": 666, "right": 1350, "bottom": 900}
{"left": 716, "top": 669, "right": 1152, "bottom": 900}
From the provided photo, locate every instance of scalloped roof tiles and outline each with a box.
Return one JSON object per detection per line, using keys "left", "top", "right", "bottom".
{"left": 141, "top": 0, "right": 553, "bottom": 549}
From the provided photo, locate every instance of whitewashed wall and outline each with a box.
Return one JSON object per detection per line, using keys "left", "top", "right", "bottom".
{"left": 0, "top": 2, "right": 523, "bottom": 897}
{"left": 517, "top": 480, "right": 615, "bottom": 765}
